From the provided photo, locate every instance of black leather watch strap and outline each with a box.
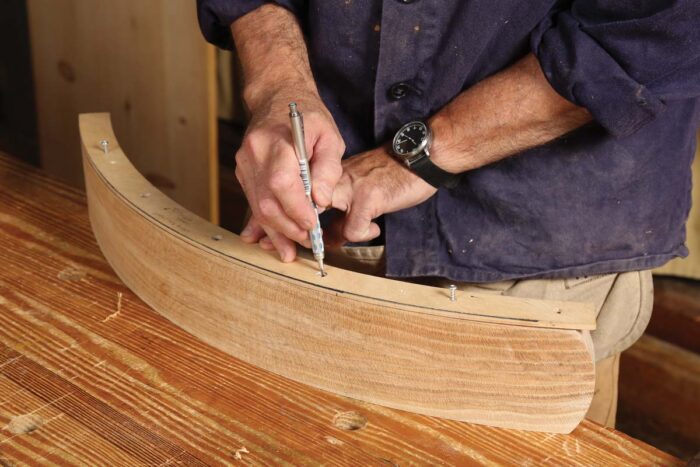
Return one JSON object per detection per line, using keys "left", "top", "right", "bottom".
{"left": 409, "top": 154, "right": 460, "bottom": 189}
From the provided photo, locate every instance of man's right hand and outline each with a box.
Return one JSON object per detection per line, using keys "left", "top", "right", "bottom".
{"left": 230, "top": 5, "right": 345, "bottom": 262}
{"left": 234, "top": 91, "right": 345, "bottom": 262}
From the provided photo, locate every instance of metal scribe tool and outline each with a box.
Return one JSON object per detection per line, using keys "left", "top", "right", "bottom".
{"left": 289, "top": 102, "right": 326, "bottom": 276}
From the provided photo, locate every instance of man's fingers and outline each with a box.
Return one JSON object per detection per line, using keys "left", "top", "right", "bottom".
{"left": 311, "top": 132, "right": 344, "bottom": 207}
{"left": 365, "top": 222, "right": 381, "bottom": 241}
{"left": 259, "top": 235, "right": 274, "bottom": 250}
{"left": 329, "top": 175, "right": 352, "bottom": 213}
{"left": 237, "top": 137, "right": 313, "bottom": 238}
{"left": 343, "top": 220, "right": 380, "bottom": 243}
{"left": 240, "top": 216, "right": 265, "bottom": 243}
{"left": 343, "top": 204, "right": 380, "bottom": 242}
{"left": 327, "top": 216, "right": 381, "bottom": 247}
{"left": 328, "top": 174, "right": 382, "bottom": 244}
{"left": 256, "top": 194, "right": 309, "bottom": 244}
{"left": 262, "top": 225, "right": 297, "bottom": 262}
{"left": 268, "top": 166, "right": 317, "bottom": 230}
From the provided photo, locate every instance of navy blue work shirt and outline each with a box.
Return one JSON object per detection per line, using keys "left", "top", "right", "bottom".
{"left": 198, "top": 0, "right": 700, "bottom": 282}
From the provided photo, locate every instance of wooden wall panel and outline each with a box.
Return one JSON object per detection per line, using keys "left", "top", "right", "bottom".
{"left": 27, "top": 0, "right": 217, "bottom": 221}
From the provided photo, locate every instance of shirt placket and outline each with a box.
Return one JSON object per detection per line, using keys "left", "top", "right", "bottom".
{"left": 376, "top": 0, "right": 445, "bottom": 276}
{"left": 373, "top": 0, "right": 437, "bottom": 143}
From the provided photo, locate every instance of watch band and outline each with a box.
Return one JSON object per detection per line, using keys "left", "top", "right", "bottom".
{"left": 409, "top": 152, "right": 460, "bottom": 189}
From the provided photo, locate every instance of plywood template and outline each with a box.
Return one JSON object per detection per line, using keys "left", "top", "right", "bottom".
{"left": 0, "top": 151, "right": 682, "bottom": 464}
{"left": 27, "top": 0, "right": 218, "bottom": 221}
{"left": 78, "top": 113, "right": 599, "bottom": 433}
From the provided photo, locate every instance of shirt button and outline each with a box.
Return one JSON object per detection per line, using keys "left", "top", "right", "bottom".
{"left": 397, "top": 0, "right": 418, "bottom": 3}
{"left": 389, "top": 82, "right": 411, "bottom": 100}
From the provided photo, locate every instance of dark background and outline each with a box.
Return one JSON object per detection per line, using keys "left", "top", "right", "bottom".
{"left": 0, "top": 0, "right": 38, "bottom": 165}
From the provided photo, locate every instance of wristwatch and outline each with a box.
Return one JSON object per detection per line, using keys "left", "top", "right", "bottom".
{"left": 391, "top": 121, "right": 459, "bottom": 189}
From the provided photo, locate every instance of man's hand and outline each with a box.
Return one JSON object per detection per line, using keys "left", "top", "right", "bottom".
{"left": 231, "top": 5, "right": 345, "bottom": 262}
{"left": 327, "top": 147, "right": 437, "bottom": 247}
{"left": 235, "top": 91, "right": 344, "bottom": 261}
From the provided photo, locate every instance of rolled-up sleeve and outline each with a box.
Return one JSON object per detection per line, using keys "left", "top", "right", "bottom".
{"left": 532, "top": 1, "right": 700, "bottom": 137}
{"left": 197, "top": 0, "right": 305, "bottom": 50}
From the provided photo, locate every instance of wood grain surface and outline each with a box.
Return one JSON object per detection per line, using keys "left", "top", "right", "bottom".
{"left": 0, "top": 152, "right": 680, "bottom": 465}
{"left": 26, "top": 0, "right": 218, "bottom": 221}
{"left": 81, "top": 113, "right": 597, "bottom": 433}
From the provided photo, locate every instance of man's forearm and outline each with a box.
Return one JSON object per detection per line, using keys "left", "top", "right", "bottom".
{"left": 231, "top": 5, "right": 319, "bottom": 112}
{"left": 229, "top": 5, "right": 346, "bottom": 260}
{"left": 429, "top": 54, "right": 592, "bottom": 173}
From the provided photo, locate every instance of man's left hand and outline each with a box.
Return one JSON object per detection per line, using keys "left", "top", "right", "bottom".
{"left": 328, "top": 147, "right": 437, "bottom": 247}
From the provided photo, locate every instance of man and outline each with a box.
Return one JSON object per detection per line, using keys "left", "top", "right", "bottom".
{"left": 197, "top": 0, "right": 700, "bottom": 427}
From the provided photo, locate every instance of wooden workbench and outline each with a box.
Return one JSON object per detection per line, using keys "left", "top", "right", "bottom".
{"left": 0, "top": 153, "right": 680, "bottom": 465}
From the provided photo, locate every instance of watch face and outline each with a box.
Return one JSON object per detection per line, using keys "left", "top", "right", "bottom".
{"left": 393, "top": 122, "right": 428, "bottom": 158}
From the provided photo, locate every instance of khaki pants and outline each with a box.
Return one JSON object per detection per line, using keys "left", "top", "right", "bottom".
{"left": 327, "top": 246, "right": 654, "bottom": 428}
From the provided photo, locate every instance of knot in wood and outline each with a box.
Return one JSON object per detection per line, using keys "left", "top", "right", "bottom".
{"left": 332, "top": 411, "right": 367, "bottom": 431}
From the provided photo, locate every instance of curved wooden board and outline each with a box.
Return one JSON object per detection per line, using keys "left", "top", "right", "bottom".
{"left": 80, "top": 113, "right": 595, "bottom": 433}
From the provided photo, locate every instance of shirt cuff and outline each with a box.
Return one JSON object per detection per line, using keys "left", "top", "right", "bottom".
{"left": 531, "top": 11, "right": 666, "bottom": 138}
{"left": 197, "top": 0, "right": 303, "bottom": 50}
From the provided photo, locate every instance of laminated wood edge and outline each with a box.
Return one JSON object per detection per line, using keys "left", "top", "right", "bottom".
{"left": 78, "top": 114, "right": 594, "bottom": 330}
